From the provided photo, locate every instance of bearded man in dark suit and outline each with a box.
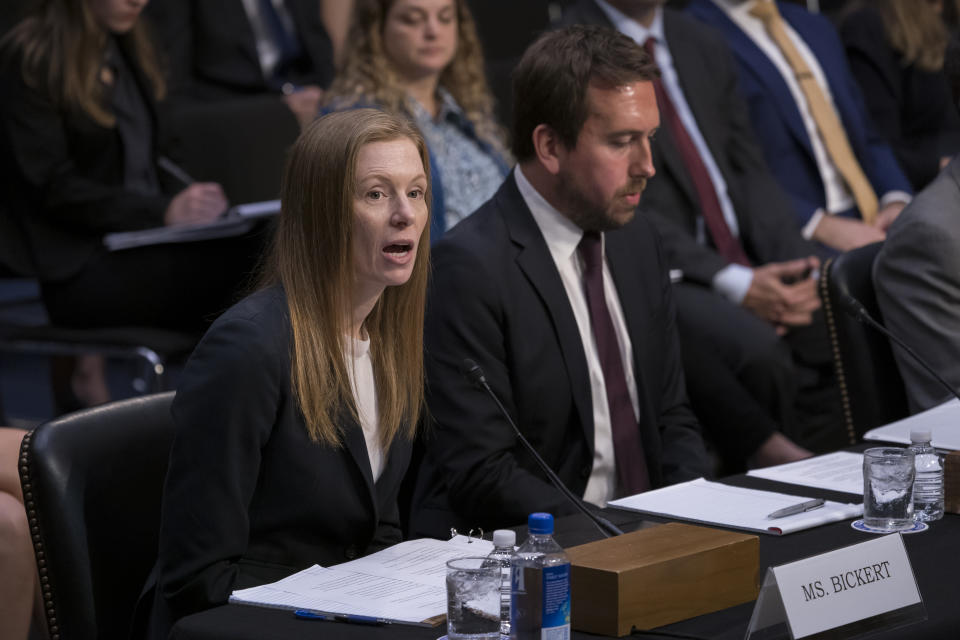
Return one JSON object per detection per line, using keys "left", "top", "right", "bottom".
{"left": 409, "top": 25, "right": 709, "bottom": 538}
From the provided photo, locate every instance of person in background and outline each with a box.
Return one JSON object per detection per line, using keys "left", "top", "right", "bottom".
{"left": 0, "top": 0, "right": 263, "bottom": 408}
{"left": 134, "top": 109, "right": 431, "bottom": 638}
{"left": 145, "top": 0, "right": 337, "bottom": 129}
{"left": 324, "top": 0, "right": 510, "bottom": 240}
{"left": 840, "top": 0, "right": 960, "bottom": 191}
{"left": 0, "top": 428, "right": 34, "bottom": 640}
{"left": 874, "top": 35, "right": 960, "bottom": 414}
{"left": 687, "top": 0, "right": 913, "bottom": 253}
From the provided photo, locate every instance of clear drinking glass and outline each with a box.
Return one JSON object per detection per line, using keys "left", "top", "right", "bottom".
{"left": 863, "top": 447, "right": 916, "bottom": 531}
{"left": 445, "top": 556, "right": 502, "bottom": 640}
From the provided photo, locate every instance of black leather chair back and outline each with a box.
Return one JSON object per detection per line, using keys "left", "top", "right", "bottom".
{"left": 820, "top": 242, "right": 908, "bottom": 443}
{"left": 19, "top": 392, "right": 176, "bottom": 640}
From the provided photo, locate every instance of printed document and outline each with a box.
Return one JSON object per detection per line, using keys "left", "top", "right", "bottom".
{"left": 747, "top": 451, "right": 864, "bottom": 495}
{"left": 229, "top": 536, "right": 493, "bottom": 626}
{"left": 864, "top": 398, "right": 960, "bottom": 450}
{"left": 609, "top": 478, "right": 862, "bottom": 535}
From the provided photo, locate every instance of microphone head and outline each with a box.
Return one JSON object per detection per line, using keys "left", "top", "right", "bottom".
{"left": 460, "top": 358, "right": 486, "bottom": 387}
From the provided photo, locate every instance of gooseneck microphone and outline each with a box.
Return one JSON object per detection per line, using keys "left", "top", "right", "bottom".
{"left": 838, "top": 294, "right": 960, "bottom": 404}
{"left": 460, "top": 358, "right": 624, "bottom": 538}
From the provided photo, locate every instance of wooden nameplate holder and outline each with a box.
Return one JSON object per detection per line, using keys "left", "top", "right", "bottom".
{"left": 944, "top": 451, "right": 960, "bottom": 513}
{"left": 566, "top": 522, "right": 759, "bottom": 637}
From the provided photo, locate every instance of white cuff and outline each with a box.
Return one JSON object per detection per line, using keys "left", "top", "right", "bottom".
{"left": 802, "top": 208, "right": 826, "bottom": 241}
{"left": 880, "top": 191, "right": 912, "bottom": 208}
{"left": 712, "top": 264, "right": 754, "bottom": 305}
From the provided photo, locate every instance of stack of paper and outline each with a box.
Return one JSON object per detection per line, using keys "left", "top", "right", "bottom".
{"left": 747, "top": 451, "right": 864, "bottom": 495}
{"left": 608, "top": 478, "right": 862, "bottom": 535}
{"left": 864, "top": 398, "right": 960, "bottom": 450}
{"left": 229, "top": 536, "right": 493, "bottom": 626}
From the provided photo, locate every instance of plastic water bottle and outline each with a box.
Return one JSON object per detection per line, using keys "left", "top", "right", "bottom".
{"left": 908, "top": 429, "right": 944, "bottom": 522}
{"left": 510, "top": 513, "right": 571, "bottom": 640}
{"left": 484, "top": 529, "right": 516, "bottom": 637}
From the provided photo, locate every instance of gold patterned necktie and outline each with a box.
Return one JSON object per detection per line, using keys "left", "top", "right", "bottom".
{"left": 750, "top": 0, "right": 879, "bottom": 223}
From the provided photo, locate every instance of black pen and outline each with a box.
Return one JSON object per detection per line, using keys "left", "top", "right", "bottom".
{"left": 294, "top": 609, "right": 389, "bottom": 625}
{"left": 767, "top": 498, "right": 825, "bottom": 519}
{"left": 157, "top": 156, "right": 195, "bottom": 187}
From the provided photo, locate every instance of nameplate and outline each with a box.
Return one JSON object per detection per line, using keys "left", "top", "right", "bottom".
{"left": 746, "top": 534, "right": 924, "bottom": 639}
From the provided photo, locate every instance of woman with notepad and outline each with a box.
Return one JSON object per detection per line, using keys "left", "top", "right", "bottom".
{"left": 0, "top": 0, "right": 264, "bottom": 409}
{"left": 132, "top": 109, "right": 430, "bottom": 639}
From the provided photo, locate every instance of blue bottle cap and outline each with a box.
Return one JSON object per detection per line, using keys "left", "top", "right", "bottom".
{"left": 528, "top": 512, "right": 554, "bottom": 534}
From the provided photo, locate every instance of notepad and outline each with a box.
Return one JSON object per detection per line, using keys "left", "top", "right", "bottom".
{"left": 228, "top": 536, "right": 494, "bottom": 626}
{"left": 608, "top": 478, "right": 862, "bottom": 535}
{"left": 103, "top": 200, "right": 281, "bottom": 251}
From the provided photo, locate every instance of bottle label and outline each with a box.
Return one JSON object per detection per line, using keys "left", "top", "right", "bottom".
{"left": 541, "top": 563, "right": 571, "bottom": 639}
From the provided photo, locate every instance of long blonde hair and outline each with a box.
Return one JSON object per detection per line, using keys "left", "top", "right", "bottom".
{"left": 0, "top": 0, "right": 165, "bottom": 127}
{"left": 325, "top": 0, "right": 506, "bottom": 153}
{"left": 263, "top": 109, "right": 431, "bottom": 448}
{"left": 876, "top": 0, "right": 949, "bottom": 72}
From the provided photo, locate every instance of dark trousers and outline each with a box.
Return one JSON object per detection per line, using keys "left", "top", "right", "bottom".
{"left": 673, "top": 283, "right": 844, "bottom": 467}
{"left": 41, "top": 225, "right": 270, "bottom": 333}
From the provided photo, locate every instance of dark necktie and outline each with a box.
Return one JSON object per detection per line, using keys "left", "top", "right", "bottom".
{"left": 257, "top": 0, "right": 303, "bottom": 85}
{"left": 643, "top": 38, "right": 751, "bottom": 267}
{"left": 578, "top": 231, "right": 651, "bottom": 495}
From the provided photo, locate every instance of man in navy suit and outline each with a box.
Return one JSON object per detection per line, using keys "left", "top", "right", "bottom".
{"left": 409, "top": 25, "right": 709, "bottom": 538}
{"left": 687, "top": 0, "right": 912, "bottom": 253}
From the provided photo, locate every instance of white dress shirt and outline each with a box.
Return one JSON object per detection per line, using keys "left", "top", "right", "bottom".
{"left": 240, "top": 0, "right": 297, "bottom": 80}
{"left": 514, "top": 166, "right": 641, "bottom": 507}
{"left": 713, "top": 0, "right": 908, "bottom": 237}
{"left": 596, "top": 0, "right": 753, "bottom": 304}
{"left": 346, "top": 335, "right": 383, "bottom": 482}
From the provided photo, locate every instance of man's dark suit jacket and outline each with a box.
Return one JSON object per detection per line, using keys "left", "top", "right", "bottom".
{"left": 409, "top": 173, "right": 709, "bottom": 538}
{"left": 0, "top": 37, "right": 171, "bottom": 282}
{"left": 561, "top": 1, "right": 814, "bottom": 284}
{"left": 135, "top": 287, "right": 410, "bottom": 639}
{"left": 686, "top": 0, "right": 911, "bottom": 228}
{"left": 145, "top": 0, "right": 335, "bottom": 99}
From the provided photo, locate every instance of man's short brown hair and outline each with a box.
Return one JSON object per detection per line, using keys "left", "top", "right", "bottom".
{"left": 511, "top": 24, "right": 659, "bottom": 161}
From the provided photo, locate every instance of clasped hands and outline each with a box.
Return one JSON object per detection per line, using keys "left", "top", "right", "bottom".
{"left": 743, "top": 256, "right": 821, "bottom": 335}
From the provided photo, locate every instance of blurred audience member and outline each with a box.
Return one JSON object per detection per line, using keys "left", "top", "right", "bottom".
{"left": 145, "top": 0, "right": 336, "bottom": 128}
{"left": 0, "top": 427, "right": 34, "bottom": 640}
{"left": 687, "top": 0, "right": 912, "bottom": 253}
{"left": 874, "top": 35, "right": 960, "bottom": 414}
{"left": 841, "top": 0, "right": 960, "bottom": 190}
{"left": 321, "top": 0, "right": 357, "bottom": 67}
{"left": 0, "top": 0, "right": 265, "bottom": 405}
{"left": 325, "top": 0, "right": 510, "bottom": 238}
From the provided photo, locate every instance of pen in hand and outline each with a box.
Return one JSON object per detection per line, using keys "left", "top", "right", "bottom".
{"left": 767, "top": 498, "right": 825, "bottom": 519}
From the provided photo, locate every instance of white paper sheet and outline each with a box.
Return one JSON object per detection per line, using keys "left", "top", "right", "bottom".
{"left": 228, "top": 536, "right": 493, "bottom": 625}
{"left": 608, "top": 478, "right": 862, "bottom": 535}
{"left": 864, "top": 398, "right": 960, "bottom": 450}
{"left": 747, "top": 451, "right": 864, "bottom": 495}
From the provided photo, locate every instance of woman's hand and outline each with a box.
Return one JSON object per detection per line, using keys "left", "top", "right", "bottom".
{"left": 164, "top": 183, "right": 228, "bottom": 226}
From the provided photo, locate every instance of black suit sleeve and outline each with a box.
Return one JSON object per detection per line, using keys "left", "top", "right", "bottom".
{"left": 0, "top": 61, "right": 169, "bottom": 234}
{"left": 423, "top": 245, "right": 572, "bottom": 526}
{"left": 158, "top": 315, "right": 283, "bottom": 618}
{"left": 646, "top": 229, "right": 711, "bottom": 483}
